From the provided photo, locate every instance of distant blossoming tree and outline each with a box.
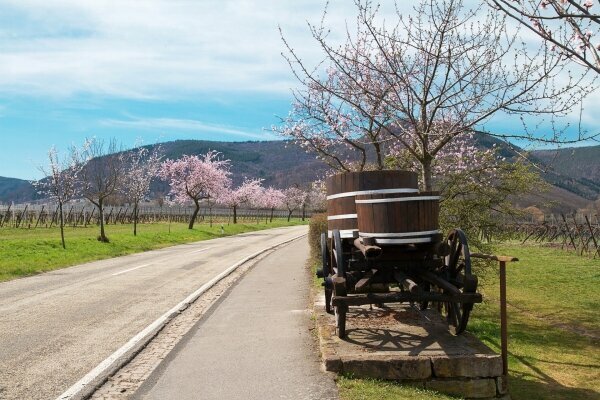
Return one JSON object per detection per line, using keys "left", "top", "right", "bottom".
{"left": 259, "top": 187, "right": 286, "bottom": 222}
{"left": 282, "top": 186, "right": 306, "bottom": 221}
{"left": 122, "top": 146, "right": 162, "bottom": 236}
{"left": 78, "top": 138, "right": 124, "bottom": 243}
{"left": 218, "top": 178, "right": 263, "bottom": 224}
{"left": 159, "top": 152, "right": 231, "bottom": 229}
{"left": 307, "top": 181, "right": 327, "bottom": 213}
{"left": 35, "top": 144, "right": 85, "bottom": 249}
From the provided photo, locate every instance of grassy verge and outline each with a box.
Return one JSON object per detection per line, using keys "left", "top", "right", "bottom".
{"left": 0, "top": 219, "right": 306, "bottom": 282}
{"left": 337, "top": 376, "right": 459, "bottom": 400}
{"left": 307, "top": 217, "right": 599, "bottom": 399}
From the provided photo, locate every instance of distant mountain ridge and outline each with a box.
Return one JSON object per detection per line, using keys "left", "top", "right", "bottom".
{"left": 1, "top": 139, "right": 599, "bottom": 213}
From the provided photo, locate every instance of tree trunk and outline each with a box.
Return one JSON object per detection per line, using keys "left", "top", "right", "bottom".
{"left": 287, "top": 209, "right": 292, "bottom": 222}
{"left": 270, "top": 208, "right": 274, "bottom": 223}
{"left": 233, "top": 205, "right": 237, "bottom": 224}
{"left": 421, "top": 158, "right": 433, "bottom": 192}
{"left": 59, "top": 202, "right": 66, "bottom": 249}
{"left": 98, "top": 200, "right": 109, "bottom": 242}
{"left": 189, "top": 199, "right": 200, "bottom": 229}
{"left": 133, "top": 202, "right": 138, "bottom": 236}
{"left": 302, "top": 204, "right": 306, "bottom": 221}
{"left": 374, "top": 141, "right": 384, "bottom": 170}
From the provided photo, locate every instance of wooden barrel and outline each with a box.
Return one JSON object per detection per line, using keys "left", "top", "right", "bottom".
{"left": 355, "top": 191, "right": 440, "bottom": 245}
{"left": 326, "top": 171, "right": 418, "bottom": 239}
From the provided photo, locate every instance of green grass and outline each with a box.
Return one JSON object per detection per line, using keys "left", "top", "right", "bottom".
{"left": 468, "top": 242, "right": 600, "bottom": 400}
{"left": 314, "top": 239, "right": 599, "bottom": 400}
{"left": 337, "top": 376, "right": 459, "bottom": 400}
{"left": 0, "top": 219, "right": 306, "bottom": 282}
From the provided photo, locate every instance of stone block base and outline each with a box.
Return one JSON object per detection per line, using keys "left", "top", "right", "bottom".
{"left": 314, "top": 296, "right": 508, "bottom": 399}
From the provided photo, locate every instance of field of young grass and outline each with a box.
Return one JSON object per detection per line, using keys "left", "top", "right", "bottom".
{"left": 0, "top": 219, "right": 306, "bottom": 282}
{"left": 308, "top": 216, "right": 599, "bottom": 400}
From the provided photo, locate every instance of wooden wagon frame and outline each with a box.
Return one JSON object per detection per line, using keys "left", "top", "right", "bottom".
{"left": 317, "top": 171, "right": 482, "bottom": 338}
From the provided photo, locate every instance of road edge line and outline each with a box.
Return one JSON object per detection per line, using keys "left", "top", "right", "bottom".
{"left": 56, "top": 232, "right": 307, "bottom": 400}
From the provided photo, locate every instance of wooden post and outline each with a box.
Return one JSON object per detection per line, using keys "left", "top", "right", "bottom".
{"left": 585, "top": 215, "right": 600, "bottom": 258}
{"left": 499, "top": 260, "right": 508, "bottom": 377}
{"left": 0, "top": 204, "right": 11, "bottom": 228}
{"left": 16, "top": 205, "right": 28, "bottom": 228}
{"left": 561, "top": 214, "right": 578, "bottom": 251}
{"left": 49, "top": 205, "right": 59, "bottom": 228}
{"left": 471, "top": 253, "right": 518, "bottom": 380}
{"left": 34, "top": 206, "right": 45, "bottom": 229}
{"left": 571, "top": 214, "right": 588, "bottom": 255}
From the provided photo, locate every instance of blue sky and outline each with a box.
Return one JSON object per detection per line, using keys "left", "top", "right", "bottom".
{"left": 0, "top": 0, "right": 598, "bottom": 180}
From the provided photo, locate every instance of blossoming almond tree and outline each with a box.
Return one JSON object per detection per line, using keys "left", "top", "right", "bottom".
{"left": 35, "top": 145, "right": 85, "bottom": 249}
{"left": 282, "top": 186, "right": 306, "bottom": 222}
{"left": 218, "top": 178, "right": 263, "bottom": 224}
{"left": 122, "top": 146, "right": 162, "bottom": 236}
{"left": 78, "top": 138, "right": 124, "bottom": 243}
{"left": 158, "top": 152, "right": 231, "bottom": 229}
{"left": 280, "top": 0, "right": 593, "bottom": 191}
{"left": 259, "top": 187, "right": 286, "bottom": 223}
{"left": 489, "top": 0, "right": 600, "bottom": 73}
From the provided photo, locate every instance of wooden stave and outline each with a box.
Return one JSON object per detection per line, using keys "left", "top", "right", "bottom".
{"left": 355, "top": 191, "right": 440, "bottom": 245}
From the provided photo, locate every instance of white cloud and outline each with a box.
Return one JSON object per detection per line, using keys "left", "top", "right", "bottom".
{"left": 0, "top": 0, "right": 368, "bottom": 98}
{"left": 0, "top": 0, "right": 596, "bottom": 133}
{"left": 101, "top": 116, "right": 275, "bottom": 140}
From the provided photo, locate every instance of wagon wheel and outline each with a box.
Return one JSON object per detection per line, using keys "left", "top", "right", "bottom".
{"left": 331, "top": 229, "right": 346, "bottom": 278}
{"left": 331, "top": 229, "right": 348, "bottom": 338}
{"left": 439, "top": 229, "right": 478, "bottom": 335}
{"left": 320, "top": 233, "right": 333, "bottom": 314}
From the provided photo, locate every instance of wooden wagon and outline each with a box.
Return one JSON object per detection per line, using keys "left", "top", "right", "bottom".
{"left": 317, "top": 171, "right": 481, "bottom": 338}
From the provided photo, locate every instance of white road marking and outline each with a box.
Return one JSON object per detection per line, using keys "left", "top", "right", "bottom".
{"left": 56, "top": 232, "right": 307, "bottom": 400}
{"left": 188, "top": 247, "right": 213, "bottom": 254}
{"left": 111, "top": 264, "right": 153, "bottom": 277}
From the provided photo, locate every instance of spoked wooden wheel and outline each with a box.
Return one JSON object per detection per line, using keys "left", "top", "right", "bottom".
{"left": 320, "top": 233, "right": 333, "bottom": 314}
{"left": 331, "top": 229, "right": 348, "bottom": 338}
{"left": 440, "top": 229, "right": 478, "bottom": 335}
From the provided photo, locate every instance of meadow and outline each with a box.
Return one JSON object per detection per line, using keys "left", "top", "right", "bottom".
{"left": 0, "top": 219, "right": 306, "bottom": 282}
{"left": 335, "top": 243, "right": 599, "bottom": 400}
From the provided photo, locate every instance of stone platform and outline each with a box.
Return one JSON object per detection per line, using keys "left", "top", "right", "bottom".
{"left": 315, "top": 295, "right": 508, "bottom": 399}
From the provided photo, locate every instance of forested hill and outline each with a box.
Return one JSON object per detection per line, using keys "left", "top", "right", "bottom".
{"left": 1, "top": 139, "right": 599, "bottom": 213}
{"left": 0, "top": 176, "right": 39, "bottom": 203}
{"left": 153, "top": 140, "right": 328, "bottom": 188}
{"left": 530, "top": 145, "right": 600, "bottom": 199}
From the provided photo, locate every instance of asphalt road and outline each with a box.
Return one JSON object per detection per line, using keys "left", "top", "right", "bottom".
{"left": 135, "top": 236, "right": 338, "bottom": 400}
{"left": 0, "top": 225, "right": 307, "bottom": 400}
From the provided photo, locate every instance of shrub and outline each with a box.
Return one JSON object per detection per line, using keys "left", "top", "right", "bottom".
{"left": 308, "top": 213, "right": 327, "bottom": 260}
